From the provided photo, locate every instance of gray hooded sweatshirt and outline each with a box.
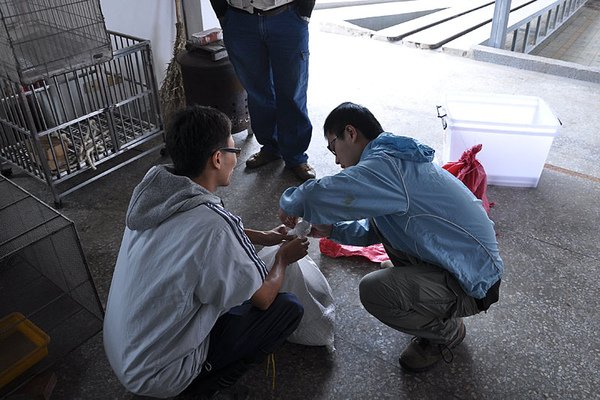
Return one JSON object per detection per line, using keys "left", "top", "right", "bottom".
{"left": 103, "top": 165, "right": 267, "bottom": 398}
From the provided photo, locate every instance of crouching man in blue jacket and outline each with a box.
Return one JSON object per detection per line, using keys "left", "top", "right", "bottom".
{"left": 278, "top": 102, "right": 503, "bottom": 372}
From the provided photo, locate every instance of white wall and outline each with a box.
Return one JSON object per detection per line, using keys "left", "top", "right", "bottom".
{"left": 184, "top": 0, "right": 220, "bottom": 39}
{"left": 99, "top": 0, "right": 220, "bottom": 85}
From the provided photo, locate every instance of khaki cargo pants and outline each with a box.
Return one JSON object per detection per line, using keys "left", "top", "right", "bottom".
{"left": 358, "top": 256, "right": 481, "bottom": 344}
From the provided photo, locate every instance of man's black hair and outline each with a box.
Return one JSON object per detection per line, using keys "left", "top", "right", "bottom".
{"left": 165, "top": 105, "right": 232, "bottom": 178}
{"left": 323, "top": 102, "right": 384, "bottom": 140}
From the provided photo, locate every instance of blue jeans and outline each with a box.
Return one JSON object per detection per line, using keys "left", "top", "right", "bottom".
{"left": 222, "top": 6, "right": 312, "bottom": 167}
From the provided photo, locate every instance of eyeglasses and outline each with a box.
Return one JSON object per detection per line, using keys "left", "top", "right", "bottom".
{"left": 327, "top": 137, "right": 337, "bottom": 155}
{"left": 217, "top": 147, "right": 242, "bottom": 156}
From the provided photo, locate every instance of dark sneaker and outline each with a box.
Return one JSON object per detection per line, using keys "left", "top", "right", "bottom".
{"left": 245, "top": 151, "right": 281, "bottom": 169}
{"left": 210, "top": 384, "right": 250, "bottom": 400}
{"left": 290, "top": 163, "right": 316, "bottom": 182}
{"left": 399, "top": 319, "right": 466, "bottom": 372}
{"left": 199, "top": 384, "right": 250, "bottom": 400}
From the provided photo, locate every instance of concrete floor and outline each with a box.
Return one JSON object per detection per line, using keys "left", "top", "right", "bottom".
{"left": 4, "top": 11, "right": 600, "bottom": 400}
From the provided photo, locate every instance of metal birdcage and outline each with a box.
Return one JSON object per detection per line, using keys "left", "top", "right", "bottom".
{"left": 0, "top": 0, "right": 113, "bottom": 85}
{"left": 0, "top": 31, "right": 164, "bottom": 206}
{"left": 0, "top": 175, "right": 103, "bottom": 397}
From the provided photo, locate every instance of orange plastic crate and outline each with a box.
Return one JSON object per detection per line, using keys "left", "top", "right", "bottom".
{"left": 0, "top": 312, "right": 50, "bottom": 389}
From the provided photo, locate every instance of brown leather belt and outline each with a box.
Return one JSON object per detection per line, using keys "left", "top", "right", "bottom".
{"left": 230, "top": 2, "right": 294, "bottom": 17}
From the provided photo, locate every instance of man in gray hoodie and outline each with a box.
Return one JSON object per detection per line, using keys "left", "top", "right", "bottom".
{"left": 103, "top": 105, "right": 308, "bottom": 398}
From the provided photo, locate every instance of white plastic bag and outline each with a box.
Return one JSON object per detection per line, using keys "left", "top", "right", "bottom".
{"left": 258, "top": 245, "right": 335, "bottom": 347}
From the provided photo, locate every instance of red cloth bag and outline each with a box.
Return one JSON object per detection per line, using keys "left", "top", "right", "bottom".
{"left": 319, "top": 238, "right": 390, "bottom": 263}
{"left": 442, "top": 144, "right": 494, "bottom": 213}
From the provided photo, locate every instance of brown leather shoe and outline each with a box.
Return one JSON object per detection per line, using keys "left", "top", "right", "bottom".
{"left": 245, "top": 151, "right": 281, "bottom": 169}
{"left": 290, "top": 163, "right": 316, "bottom": 182}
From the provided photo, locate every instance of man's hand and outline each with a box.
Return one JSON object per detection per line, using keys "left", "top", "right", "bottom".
{"left": 278, "top": 208, "right": 298, "bottom": 228}
{"left": 245, "top": 225, "right": 294, "bottom": 246}
{"left": 310, "top": 224, "right": 332, "bottom": 238}
{"left": 276, "top": 237, "right": 309, "bottom": 266}
{"left": 251, "top": 236, "right": 309, "bottom": 310}
{"left": 261, "top": 224, "right": 295, "bottom": 246}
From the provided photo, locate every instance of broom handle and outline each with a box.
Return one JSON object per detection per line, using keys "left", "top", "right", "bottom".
{"left": 175, "top": 0, "right": 186, "bottom": 38}
{"left": 172, "top": 0, "right": 187, "bottom": 53}
{"left": 175, "top": 0, "right": 183, "bottom": 25}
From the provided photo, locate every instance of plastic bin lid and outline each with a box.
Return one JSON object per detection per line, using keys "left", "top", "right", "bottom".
{"left": 444, "top": 92, "right": 561, "bottom": 136}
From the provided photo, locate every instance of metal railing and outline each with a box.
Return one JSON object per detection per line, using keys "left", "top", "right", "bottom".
{"left": 492, "top": 0, "right": 587, "bottom": 53}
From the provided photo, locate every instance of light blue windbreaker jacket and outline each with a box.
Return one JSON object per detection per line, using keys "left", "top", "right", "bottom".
{"left": 280, "top": 133, "right": 503, "bottom": 299}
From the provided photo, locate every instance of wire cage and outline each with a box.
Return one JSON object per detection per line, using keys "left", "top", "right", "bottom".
{"left": 0, "top": 31, "right": 164, "bottom": 206}
{"left": 0, "top": 175, "right": 103, "bottom": 397}
{"left": 0, "top": 0, "right": 113, "bottom": 85}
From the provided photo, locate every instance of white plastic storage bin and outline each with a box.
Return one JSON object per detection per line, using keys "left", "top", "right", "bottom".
{"left": 440, "top": 92, "right": 560, "bottom": 188}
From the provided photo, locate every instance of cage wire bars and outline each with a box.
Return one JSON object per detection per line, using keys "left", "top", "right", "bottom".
{"left": 0, "top": 1, "right": 164, "bottom": 206}
{"left": 0, "top": 174, "right": 104, "bottom": 396}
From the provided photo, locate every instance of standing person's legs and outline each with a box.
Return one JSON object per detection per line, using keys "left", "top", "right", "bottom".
{"left": 265, "top": 8, "right": 312, "bottom": 168}
{"left": 222, "top": 11, "right": 280, "bottom": 157}
{"left": 185, "top": 293, "right": 303, "bottom": 395}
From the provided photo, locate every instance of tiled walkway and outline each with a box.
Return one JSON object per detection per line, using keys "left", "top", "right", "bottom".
{"left": 315, "top": 0, "right": 600, "bottom": 69}
{"left": 532, "top": 0, "right": 600, "bottom": 67}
